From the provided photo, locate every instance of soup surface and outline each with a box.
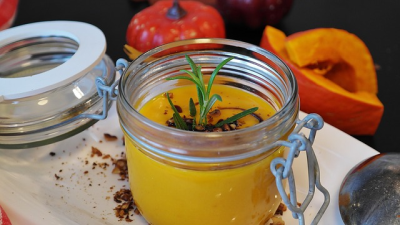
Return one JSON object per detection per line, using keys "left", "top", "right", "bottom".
{"left": 139, "top": 84, "right": 276, "bottom": 128}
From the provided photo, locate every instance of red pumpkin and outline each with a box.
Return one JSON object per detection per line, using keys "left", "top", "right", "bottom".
{"left": 126, "top": 0, "right": 225, "bottom": 53}
{"left": 0, "top": 0, "right": 18, "bottom": 30}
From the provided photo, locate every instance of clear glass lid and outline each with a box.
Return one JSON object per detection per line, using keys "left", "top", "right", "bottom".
{"left": 0, "top": 21, "right": 115, "bottom": 149}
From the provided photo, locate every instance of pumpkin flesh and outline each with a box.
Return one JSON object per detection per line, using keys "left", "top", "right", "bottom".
{"left": 260, "top": 26, "right": 383, "bottom": 135}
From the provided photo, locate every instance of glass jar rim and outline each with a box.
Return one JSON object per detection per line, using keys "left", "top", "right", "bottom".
{"left": 118, "top": 38, "right": 299, "bottom": 163}
{"left": 120, "top": 38, "right": 298, "bottom": 135}
{"left": 0, "top": 21, "right": 106, "bottom": 101}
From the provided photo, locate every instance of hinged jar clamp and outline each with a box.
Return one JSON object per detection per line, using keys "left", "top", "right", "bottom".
{"left": 271, "top": 114, "right": 329, "bottom": 225}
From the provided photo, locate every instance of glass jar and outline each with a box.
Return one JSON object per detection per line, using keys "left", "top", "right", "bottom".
{"left": 0, "top": 21, "right": 115, "bottom": 149}
{"left": 117, "top": 38, "right": 299, "bottom": 225}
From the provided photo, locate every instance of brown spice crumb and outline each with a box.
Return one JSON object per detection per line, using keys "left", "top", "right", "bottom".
{"left": 222, "top": 123, "right": 231, "bottom": 131}
{"left": 269, "top": 216, "right": 285, "bottom": 225}
{"left": 184, "top": 117, "right": 193, "bottom": 125}
{"left": 274, "top": 203, "right": 287, "bottom": 215}
{"left": 194, "top": 125, "right": 205, "bottom": 131}
{"left": 166, "top": 118, "right": 175, "bottom": 127}
{"left": 54, "top": 174, "right": 61, "bottom": 180}
{"left": 113, "top": 188, "right": 136, "bottom": 222}
{"left": 104, "top": 133, "right": 118, "bottom": 141}
{"left": 269, "top": 203, "right": 287, "bottom": 225}
{"left": 209, "top": 109, "right": 221, "bottom": 117}
{"left": 213, "top": 127, "right": 223, "bottom": 132}
{"left": 163, "top": 92, "right": 173, "bottom": 99}
{"left": 112, "top": 159, "right": 128, "bottom": 181}
{"left": 174, "top": 105, "right": 183, "bottom": 113}
{"left": 98, "top": 162, "right": 110, "bottom": 170}
{"left": 207, "top": 115, "right": 214, "bottom": 123}
{"left": 91, "top": 147, "right": 103, "bottom": 157}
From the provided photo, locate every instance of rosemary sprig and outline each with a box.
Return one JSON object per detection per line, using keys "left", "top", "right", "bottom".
{"left": 166, "top": 55, "right": 259, "bottom": 131}
{"left": 214, "top": 107, "right": 259, "bottom": 127}
{"left": 166, "top": 92, "right": 188, "bottom": 130}
{"left": 189, "top": 98, "right": 196, "bottom": 117}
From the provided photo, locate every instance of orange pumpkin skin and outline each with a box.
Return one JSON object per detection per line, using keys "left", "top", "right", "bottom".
{"left": 260, "top": 26, "right": 383, "bottom": 135}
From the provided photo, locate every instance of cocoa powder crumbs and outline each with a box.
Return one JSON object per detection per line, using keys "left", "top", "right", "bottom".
{"left": 269, "top": 216, "right": 285, "bottom": 225}
{"left": 163, "top": 92, "right": 173, "bottom": 99}
{"left": 274, "top": 203, "right": 287, "bottom": 215}
{"left": 98, "top": 162, "right": 110, "bottom": 170}
{"left": 102, "top": 154, "right": 111, "bottom": 159}
{"left": 104, "top": 133, "right": 118, "bottom": 141}
{"left": 174, "top": 105, "right": 183, "bottom": 113}
{"left": 269, "top": 203, "right": 287, "bottom": 225}
{"left": 112, "top": 158, "right": 128, "bottom": 181}
{"left": 91, "top": 147, "right": 103, "bottom": 157}
{"left": 113, "top": 188, "right": 135, "bottom": 222}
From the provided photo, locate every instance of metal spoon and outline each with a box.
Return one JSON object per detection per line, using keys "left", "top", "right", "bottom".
{"left": 338, "top": 153, "right": 400, "bottom": 225}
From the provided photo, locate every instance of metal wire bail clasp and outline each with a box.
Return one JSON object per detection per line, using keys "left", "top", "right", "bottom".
{"left": 77, "top": 58, "right": 129, "bottom": 121}
{"left": 270, "top": 114, "right": 330, "bottom": 225}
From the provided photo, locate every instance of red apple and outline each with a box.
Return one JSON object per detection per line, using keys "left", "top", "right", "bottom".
{"left": 216, "top": 0, "right": 294, "bottom": 28}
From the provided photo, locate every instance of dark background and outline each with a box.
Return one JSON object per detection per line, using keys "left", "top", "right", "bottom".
{"left": 11, "top": 0, "right": 400, "bottom": 153}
